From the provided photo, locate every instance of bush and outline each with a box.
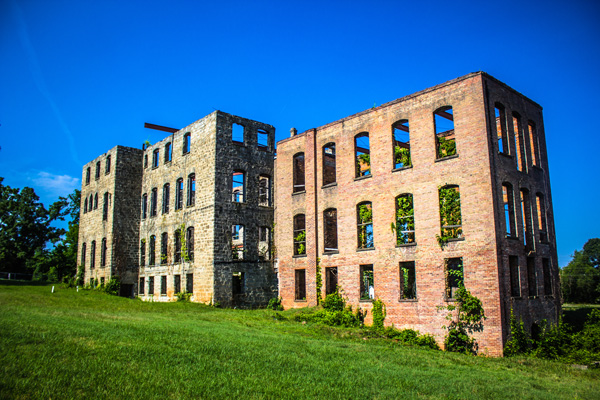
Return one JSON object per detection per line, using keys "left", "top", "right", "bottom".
{"left": 267, "top": 297, "right": 284, "bottom": 311}
{"left": 176, "top": 292, "right": 192, "bottom": 302}
{"left": 103, "top": 277, "right": 120, "bottom": 296}
{"left": 321, "top": 289, "right": 346, "bottom": 312}
{"left": 294, "top": 306, "right": 365, "bottom": 328}
{"left": 371, "top": 299, "right": 386, "bottom": 332}
{"left": 504, "top": 308, "right": 533, "bottom": 356}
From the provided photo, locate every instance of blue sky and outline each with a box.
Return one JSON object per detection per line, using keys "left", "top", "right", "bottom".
{"left": 1, "top": 0, "right": 599, "bottom": 267}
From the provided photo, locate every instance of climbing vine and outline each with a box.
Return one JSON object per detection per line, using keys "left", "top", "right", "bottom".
{"left": 394, "top": 146, "right": 411, "bottom": 168}
{"left": 391, "top": 195, "right": 414, "bottom": 245}
{"left": 437, "top": 186, "right": 462, "bottom": 247}
{"left": 179, "top": 224, "right": 189, "bottom": 262}
{"left": 294, "top": 231, "right": 306, "bottom": 255}
{"left": 316, "top": 257, "right": 322, "bottom": 305}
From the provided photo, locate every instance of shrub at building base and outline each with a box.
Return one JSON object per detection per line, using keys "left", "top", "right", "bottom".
{"left": 176, "top": 292, "right": 192, "bottom": 302}
{"left": 294, "top": 289, "right": 365, "bottom": 328}
{"left": 267, "top": 297, "right": 283, "bottom": 311}
{"left": 103, "top": 276, "right": 120, "bottom": 296}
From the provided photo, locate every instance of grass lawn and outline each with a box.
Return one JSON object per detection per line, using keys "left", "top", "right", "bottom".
{"left": 0, "top": 282, "right": 598, "bottom": 399}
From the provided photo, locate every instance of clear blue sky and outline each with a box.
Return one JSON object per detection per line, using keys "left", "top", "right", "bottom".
{"left": 1, "top": 0, "right": 599, "bottom": 267}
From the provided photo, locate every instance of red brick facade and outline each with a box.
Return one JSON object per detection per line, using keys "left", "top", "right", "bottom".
{"left": 274, "top": 72, "right": 560, "bottom": 356}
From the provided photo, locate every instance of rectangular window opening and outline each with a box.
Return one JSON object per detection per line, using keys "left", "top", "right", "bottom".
{"left": 232, "top": 272, "right": 245, "bottom": 295}
{"left": 257, "top": 129, "right": 268, "bottom": 149}
{"left": 357, "top": 202, "right": 373, "bottom": 249}
{"left": 527, "top": 257, "right": 537, "bottom": 297}
{"left": 232, "top": 123, "right": 244, "bottom": 143}
{"left": 325, "top": 267, "right": 338, "bottom": 296}
{"left": 445, "top": 257, "right": 463, "bottom": 299}
{"left": 399, "top": 261, "right": 416, "bottom": 300}
{"left": 186, "top": 273, "right": 193, "bottom": 293}
{"left": 295, "top": 269, "right": 306, "bottom": 301}
{"left": 509, "top": 255, "right": 520, "bottom": 297}
{"left": 360, "top": 264, "right": 374, "bottom": 300}
{"left": 355, "top": 133, "right": 371, "bottom": 177}
{"left": 393, "top": 120, "right": 411, "bottom": 168}
{"left": 323, "top": 143, "right": 336, "bottom": 185}
{"left": 435, "top": 107, "right": 456, "bottom": 159}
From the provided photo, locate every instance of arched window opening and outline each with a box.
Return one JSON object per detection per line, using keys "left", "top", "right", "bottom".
{"left": 175, "top": 178, "right": 183, "bottom": 210}
{"left": 84, "top": 197, "right": 88, "bottom": 213}
{"left": 323, "top": 208, "right": 338, "bottom": 252}
{"left": 161, "top": 232, "right": 168, "bottom": 265}
{"left": 232, "top": 171, "right": 245, "bottom": 202}
{"left": 520, "top": 188, "right": 534, "bottom": 251}
{"left": 164, "top": 142, "right": 172, "bottom": 163}
{"left": 392, "top": 120, "right": 411, "bottom": 168}
{"left": 162, "top": 183, "right": 170, "bottom": 214}
{"left": 140, "top": 240, "right": 146, "bottom": 266}
{"left": 528, "top": 121, "right": 540, "bottom": 167}
{"left": 355, "top": 133, "right": 371, "bottom": 177}
{"left": 81, "top": 243, "right": 86, "bottom": 266}
{"left": 186, "top": 227, "right": 194, "bottom": 261}
{"left": 85, "top": 167, "right": 91, "bottom": 185}
{"left": 94, "top": 193, "right": 98, "bottom": 209}
{"left": 150, "top": 188, "right": 157, "bottom": 217}
{"left": 502, "top": 183, "right": 517, "bottom": 238}
{"left": 293, "top": 153, "right": 305, "bottom": 193}
{"left": 105, "top": 155, "right": 111, "bottom": 175}
{"left": 174, "top": 229, "right": 181, "bottom": 263}
{"left": 90, "top": 241, "right": 96, "bottom": 269}
{"left": 357, "top": 202, "right": 373, "bottom": 249}
{"left": 95, "top": 161, "right": 101, "bottom": 179}
{"left": 142, "top": 193, "right": 148, "bottom": 219}
{"left": 439, "top": 186, "right": 462, "bottom": 239}
{"left": 434, "top": 106, "right": 456, "bottom": 159}
{"left": 495, "top": 103, "right": 509, "bottom": 155}
{"left": 187, "top": 174, "right": 195, "bottom": 206}
{"left": 152, "top": 149, "right": 159, "bottom": 168}
{"left": 183, "top": 132, "right": 191, "bottom": 154}
{"left": 103, "top": 192, "right": 109, "bottom": 221}
{"left": 513, "top": 112, "right": 527, "bottom": 172}
{"left": 149, "top": 235, "right": 156, "bottom": 265}
{"left": 536, "top": 193, "right": 548, "bottom": 242}
{"left": 323, "top": 143, "right": 336, "bottom": 185}
{"left": 231, "top": 224, "right": 244, "bottom": 260}
{"left": 293, "top": 214, "right": 306, "bottom": 256}
{"left": 258, "top": 226, "right": 270, "bottom": 260}
{"left": 395, "top": 194, "right": 415, "bottom": 245}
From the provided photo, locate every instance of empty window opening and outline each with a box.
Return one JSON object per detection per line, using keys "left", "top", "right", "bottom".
{"left": 495, "top": 104, "right": 509, "bottom": 155}
{"left": 96, "top": 161, "right": 101, "bottom": 179}
{"left": 257, "top": 129, "right": 268, "bottom": 149}
{"left": 295, "top": 269, "right": 306, "bottom": 301}
{"left": 513, "top": 113, "right": 527, "bottom": 172}
{"left": 434, "top": 107, "right": 456, "bottom": 158}
{"left": 144, "top": 154, "right": 148, "bottom": 169}
{"left": 395, "top": 194, "right": 415, "bottom": 245}
{"left": 165, "top": 142, "right": 172, "bottom": 163}
{"left": 536, "top": 193, "right": 548, "bottom": 242}
{"left": 150, "top": 188, "right": 157, "bottom": 217}
{"left": 139, "top": 277, "right": 145, "bottom": 295}
{"left": 439, "top": 186, "right": 462, "bottom": 239}
{"left": 324, "top": 208, "right": 338, "bottom": 252}
{"left": 527, "top": 257, "right": 537, "bottom": 296}
{"left": 231, "top": 225, "right": 244, "bottom": 260}
{"left": 148, "top": 276, "right": 154, "bottom": 295}
{"left": 509, "top": 256, "right": 521, "bottom": 297}
{"left": 258, "top": 226, "right": 270, "bottom": 261}
{"left": 183, "top": 133, "right": 191, "bottom": 154}
{"left": 355, "top": 133, "right": 371, "bottom": 177}
{"left": 293, "top": 153, "right": 305, "bottom": 193}
{"left": 105, "top": 155, "right": 111, "bottom": 175}
{"left": 186, "top": 227, "right": 194, "bottom": 261}
{"left": 323, "top": 143, "right": 336, "bottom": 185}
{"left": 162, "top": 183, "right": 170, "bottom": 214}
{"left": 232, "top": 272, "right": 245, "bottom": 295}
{"left": 520, "top": 188, "right": 534, "bottom": 250}
{"left": 142, "top": 193, "right": 148, "bottom": 219}
{"left": 232, "top": 123, "right": 244, "bottom": 143}
{"left": 160, "top": 232, "right": 168, "bottom": 265}
{"left": 88, "top": 194, "right": 93, "bottom": 211}
{"left": 542, "top": 258, "right": 552, "bottom": 296}
{"left": 103, "top": 192, "right": 109, "bottom": 221}
{"left": 445, "top": 257, "right": 463, "bottom": 299}
{"left": 90, "top": 240, "right": 96, "bottom": 269}
{"left": 360, "top": 264, "right": 374, "bottom": 300}
{"left": 84, "top": 197, "right": 88, "bottom": 213}
{"left": 152, "top": 149, "right": 159, "bottom": 168}
{"left": 392, "top": 120, "right": 411, "bottom": 168}
{"left": 86, "top": 167, "right": 91, "bottom": 185}
{"left": 187, "top": 174, "right": 196, "bottom": 206}
{"left": 186, "top": 273, "right": 193, "bottom": 293}
{"left": 94, "top": 193, "right": 98, "bottom": 209}
{"left": 325, "top": 267, "right": 338, "bottom": 296}
{"left": 149, "top": 235, "right": 156, "bottom": 265}
{"left": 81, "top": 243, "right": 86, "bottom": 266}
{"left": 174, "top": 275, "right": 181, "bottom": 294}
{"left": 502, "top": 183, "right": 517, "bottom": 238}
{"left": 101, "top": 238, "right": 107, "bottom": 267}
{"left": 293, "top": 214, "right": 306, "bottom": 256}
{"left": 175, "top": 178, "right": 184, "bottom": 210}
{"left": 160, "top": 275, "right": 167, "bottom": 295}
{"left": 528, "top": 122, "right": 540, "bottom": 167}
{"left": 258, "top": 175, "right": 271, "bottom": 207}
{"left": 232, "top": 171, "right": 245, "bottom": 202}
{"left": 174, "top": 229, "right": 181, "bottom": 263}
{"left": 400, "top": 261, "right": 416, "bottom": 300}
{"left": 140, "top": 240, "right": 146, "bottom": 266}
{"left": 357, "top": 202, "right": 373, "bottom": 249}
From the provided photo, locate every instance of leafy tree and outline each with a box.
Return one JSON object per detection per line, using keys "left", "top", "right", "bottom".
{"left": 561, "top": 238, "right": 600, "bottom": 304}
{"left": 0, "top": 178, "right": 67, "bottom": 275}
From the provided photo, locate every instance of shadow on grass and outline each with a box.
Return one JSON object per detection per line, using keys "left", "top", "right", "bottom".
{"left": 563, "top": 305, "right": 600, "bottom": 332}
{"left": 0, "top": 279, "right": 52, "bottom": 287}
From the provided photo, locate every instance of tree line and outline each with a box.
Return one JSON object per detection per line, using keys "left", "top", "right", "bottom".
{"left": 561, "top": 238, "right": 600, "bottom": 304}
{"left": 0, "top": 177, "right": 79, "bottom": 281}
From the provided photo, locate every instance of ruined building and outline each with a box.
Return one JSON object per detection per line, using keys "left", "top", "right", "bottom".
{"left": 78, "top": 72, "right": 559, "bottom": 355}
{"left": 78, "top": 111, "right": 277, "bottom": 307}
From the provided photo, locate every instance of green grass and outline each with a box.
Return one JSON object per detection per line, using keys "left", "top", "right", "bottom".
{"left": 0, "top": 282, "right": 598, "bottom": 399}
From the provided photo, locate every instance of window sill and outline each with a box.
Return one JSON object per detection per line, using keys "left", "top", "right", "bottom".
{"left": 295, "top": 299, "right": 307, "bottom": 302}
{"left": 528, "top": 296, "right": 538, "bottom": 300}
{"left": 360, "top": 299, "right": 374, "bottom": 303}
{"left": 293, "top": 254, "right": 307, "bottom": 258}
{"left": 506, "top": 235, "right": 520, "bottom": 241}
{"left": 357, "top": 247, "right": 375, "bottom": 252}
{"left": 392, "top": 165, "right": 412, "bottom": 172}
{"left": 322, "top": 182, "right": 337, "bottom": 189}
{"left": 499, "top": 152, "right": 512, "bottom": 160}
{"left": 531, "top": 165, "right": 543, "bottom": 172}
{"left": 396, "top": 242, "right": 417, "bottom": 248}
{"left": 511, "top": 296, "right": 523, "bottom": 300}
{"left": 292, "top": 190, "right": 306, "bottom": 196}
{"left": 152, "top": 166, "right": 159, "bottom": 170}
{"left": 447, "top": 237, "right": 465, "bottom": 243}
{"left": 231, "top": 201, "right": 246, "bottom": 205}
{"left": 444, "top": 298, "right": 458, "bottom": 302}
{"left": 105, "top": 172, "right": 110, "bottom": 176}
{"left": 183, "top": 151, "right": 190, "bottom": 156}
{"left": 232, "top": 141, "right": 245, "bottom": 147}
{"left": 258, "top": 204, "right": 273, "bottom": 209}
{"left": 435, "top": 154, "right": 459, "bottom": 163}
{"left": 354, "top": 174, "right": 372, "bottom": 182}
{"left": 165, "top": 160, "right": 172, "bottom": 166}
{"left": 257, "top": 146, "right": 270, "bottom": 152}
{"left": 323, "top": 250, "right": 339, "bottom": 255}
{"left": 399, "top": 298, "right": 418, "bottom": 302}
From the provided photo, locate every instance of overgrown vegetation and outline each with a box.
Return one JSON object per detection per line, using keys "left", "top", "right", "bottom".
{"left": 437, "top": 185, "right": 462, "bottom": 247}
{"left": 266, "top": 296, "right": 283, "bottom": 310}
{"left": 438, "top": 269, "right": 486, "bottom": 354}
{"left": 357, "top": 203, "right": 373, "bottom": 248}
{"left": 561, "top": 238, "right": 600, "bottom": 304}
{"left": 394, "top": 145, "right": 411, "bottom": 168}
{"left": 391, "top": 195, "right": 415, "bottom": 245}
{"left": 294, "top": 288, "right": 365, "bottom": 327}
{"left": 176, "top": 291, "right": 192, "bottom": 302}
{"left": 1, "top": 283, "right": 598, "bottom": 399}
{"left": 505, "top": 307, "right": 600, "bottom": 365}
{"left": 294, "top": 230, "right": 306, "bottom": 255}
{"left": 437, "top": 136, "right": 456, "bottom": 158}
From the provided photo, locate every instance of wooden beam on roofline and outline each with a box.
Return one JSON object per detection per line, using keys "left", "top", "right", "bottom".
{"left": 144, "top": 123, "right": 179, "bottom": 133}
